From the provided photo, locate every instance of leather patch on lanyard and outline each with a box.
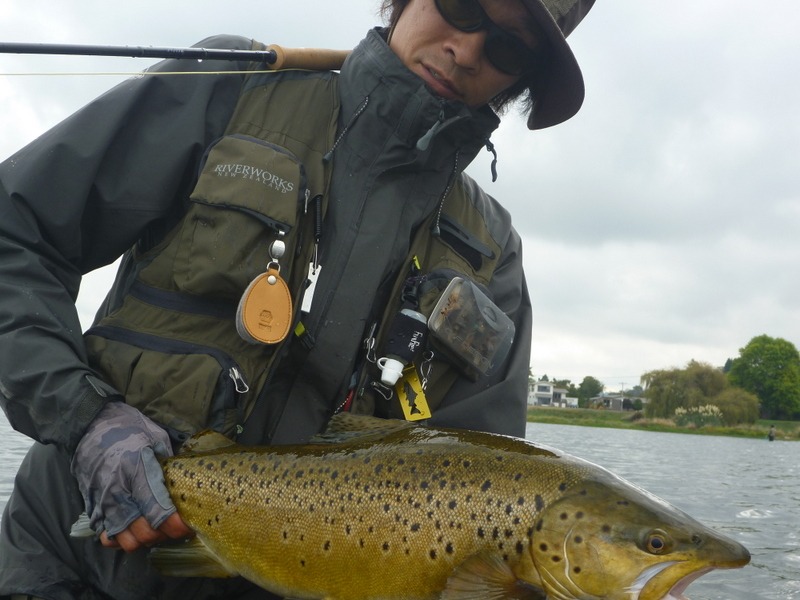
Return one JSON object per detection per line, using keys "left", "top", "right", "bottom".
{"left": 396, "top": 366, "right": 431, "bottom": 421}
{"left": 237, "top": 239, "right": 293, "bottom": 345}
{"left": 236, "top": 266, "right": 292, "bottom": 345}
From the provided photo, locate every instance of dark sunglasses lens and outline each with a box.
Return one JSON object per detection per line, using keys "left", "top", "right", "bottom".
{"left": 436, "top": 0, "right": 485, "bottom": 31}
{"left": 486, "top": 30, "right": 531, "bottom": 76}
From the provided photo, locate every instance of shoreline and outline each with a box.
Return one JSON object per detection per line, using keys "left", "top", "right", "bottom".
{"left": 526, "top": 406, "right": 799, "bottom": 441}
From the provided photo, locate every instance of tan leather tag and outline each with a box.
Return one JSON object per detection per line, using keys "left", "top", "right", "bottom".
{"left": 236, "top": 268, "right": 292, "bottom": 345}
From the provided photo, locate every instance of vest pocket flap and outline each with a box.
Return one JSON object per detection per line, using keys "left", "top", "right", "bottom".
{"left": 190, "top": 134, "right": 307, "bottom": 231}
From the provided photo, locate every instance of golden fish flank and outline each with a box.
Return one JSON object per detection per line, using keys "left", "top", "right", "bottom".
{"left": 155, "top": 414, "right": 751, "bottom": 600}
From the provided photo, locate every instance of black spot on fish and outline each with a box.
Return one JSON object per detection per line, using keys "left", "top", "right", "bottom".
{"left": 560, "top": 512, "right": 568, "bottom": 520}
{"left": 505, "top": 504, "right": 513, "bottom": 515}
{"left": 573, "top": 567, "right": 582, "bottom": 574}
{"left": 445, "top": 542, "right": 454, "bottom": 554}
{"left": 300, "top": 560, "right": 306, "bottom": 567}
{"left": 374, "top": 465, "right": 383, "bottom": 475}
{"left": 552, "top": 555, "right": 562, "bottom": 562}
{"left": 539, "top": 543, "right": 548, "bottom": 551}
{"left": 576, "top": 511, "right": 584, "bottom": 519}
{"left": 448, "top": 500, "right": 457, "bottom": 510}
{"left": 220, "top": 460, "right": 227, "bottom": 468}
{"left": 558, "top": 482, "right": 567, "bottom": 492}
{"left": 514, "top": 473, "right": 522, "bottom": 481}
{"left": 250, "top": 464, "right": 258, "bottom": 474}
{"left": 481, "top": 480, "right": 492, "bottom": 492}
{"left": 430, "top": 549, "right": 437, "bottom": 560}
{"left": 515, "top": 541, "right": 524, "bottom": 555}
{"left": 517, "top": 496, "right": 525, "bottom": 506}
{"left": 324, "top": 541, "right": 331, "bottom": 551}
{"left": 575, "top": 535, "right": 583, "bottom": 544}
{"left": 382, "top": 542, "right": 390, "bottom": 552}
{"left": 602, "top": 524, "right": 611, "bottom": 533}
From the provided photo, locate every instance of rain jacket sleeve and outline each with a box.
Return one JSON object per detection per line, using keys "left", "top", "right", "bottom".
{"left": 430, "top": 184, "right": 533, "bottom": 438}
{"left": 0, "top": 35, "right": 253, "bottom": 452}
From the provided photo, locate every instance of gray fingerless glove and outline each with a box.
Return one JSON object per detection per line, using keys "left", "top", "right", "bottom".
{"left": 71, "top": 401, "right": 177, "bottom": 537}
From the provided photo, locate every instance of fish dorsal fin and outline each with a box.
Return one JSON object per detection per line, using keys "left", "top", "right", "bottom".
{"left": 310, "top": 413, "right": 416, "bottom": 444}
{"left": 179, "top": 430, "right": 238, "bottom": 454}
{"left": 441, "top": 553, "right": 547, "bottom": 600}
{"left": 149, "top": 537, "right": 238, "bottom": 579}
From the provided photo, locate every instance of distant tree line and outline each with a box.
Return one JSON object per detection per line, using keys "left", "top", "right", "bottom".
{"left": 529, "top": 334, "right": 800, "bottom": 424}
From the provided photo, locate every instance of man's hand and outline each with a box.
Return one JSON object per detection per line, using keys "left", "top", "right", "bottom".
{"left": 71, "top": 401, "right": 194, "bottom": 552}
{"left": 100, "top": 513, "right": 193, "bottom": 552}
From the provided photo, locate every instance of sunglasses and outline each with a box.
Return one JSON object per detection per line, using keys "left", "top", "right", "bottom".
{"left": 433, "top": 0, "right": 540, "bottom": 76}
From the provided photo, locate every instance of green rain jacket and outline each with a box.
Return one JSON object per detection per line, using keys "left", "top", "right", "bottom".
{"left": 0, "top": 30, "right": 532, "bottom": 453}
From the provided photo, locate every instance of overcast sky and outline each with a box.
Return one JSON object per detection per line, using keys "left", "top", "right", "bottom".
{"left": 1, "top": 0, "right": 798, "bottom": 393}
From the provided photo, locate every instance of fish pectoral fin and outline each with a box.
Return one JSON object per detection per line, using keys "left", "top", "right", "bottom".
{"left": 310, "top": 413, "right": 416, "bottom": 445}
{"left": 441, "top": 553, "right": 547, "bottom": 600}
{"left": 149, "top": 537, "right": 238, "bottom": 579}
{"left": 179, "top": 430, "right": 239, "bottom": 454}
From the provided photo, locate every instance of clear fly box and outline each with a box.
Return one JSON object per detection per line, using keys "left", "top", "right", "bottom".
{"left": 427, "top": 277, "right": 515, "bottom": 376}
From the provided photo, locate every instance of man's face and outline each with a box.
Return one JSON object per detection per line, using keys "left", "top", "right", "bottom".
{"left": 389, "top": 0, "right": 540, "bottom": 107}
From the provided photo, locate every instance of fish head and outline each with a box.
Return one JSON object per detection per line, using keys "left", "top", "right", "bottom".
{"left": 528, "top": 479, "right": 750, "bottom": 600}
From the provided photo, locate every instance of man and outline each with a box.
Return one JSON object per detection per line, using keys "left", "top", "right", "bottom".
{"left": 0, "top": 0, "right": 595, "bottom": 597}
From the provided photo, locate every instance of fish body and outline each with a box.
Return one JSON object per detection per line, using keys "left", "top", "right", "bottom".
{"left": 155, "top": 414, "right": 750, "bottom": 599}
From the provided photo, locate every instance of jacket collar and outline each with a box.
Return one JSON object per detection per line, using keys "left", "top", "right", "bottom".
{"left": 338, "top": 28, "right": 500, "bottom": 165}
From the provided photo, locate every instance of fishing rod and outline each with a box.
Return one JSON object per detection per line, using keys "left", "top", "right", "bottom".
{"left": 0, "top": 42, "right": 349, "bottom": 71}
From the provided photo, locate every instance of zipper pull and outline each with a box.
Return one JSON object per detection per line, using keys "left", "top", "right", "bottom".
{"left": 228, "top": 366, "right": 250, "bottom": 394}
{"left": 416, "top": 107, "right": 446, "bottom": 152}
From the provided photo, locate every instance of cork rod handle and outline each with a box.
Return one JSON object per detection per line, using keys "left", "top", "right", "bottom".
{"left": 266, "top": 45, "right": 350, "bottom": 71}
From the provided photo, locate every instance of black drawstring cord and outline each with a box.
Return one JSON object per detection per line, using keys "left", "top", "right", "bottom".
{"left": 485, "top": 137, "right": 498, "bottom": 182}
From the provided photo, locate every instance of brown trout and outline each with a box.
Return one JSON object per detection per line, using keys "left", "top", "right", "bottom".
{"left": 152, "top": 414, "right": 750, "bottom": 599}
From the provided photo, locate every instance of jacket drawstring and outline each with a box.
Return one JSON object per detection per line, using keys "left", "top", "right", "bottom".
{"left": 324, "top": 96, "right": 370, "bottom": 161}
{"left": 484, "top": 137, "right": 498, "bottom": 182}
{"left": 430, "top": 151, "right": 460, "bottom": 236}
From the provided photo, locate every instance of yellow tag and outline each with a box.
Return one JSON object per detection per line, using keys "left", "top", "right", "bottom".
{"left": 396, "top": 366, "right": 431, "bottom": 421}
{"left": 236, "top": 268, "right": 292, "bottom": 345}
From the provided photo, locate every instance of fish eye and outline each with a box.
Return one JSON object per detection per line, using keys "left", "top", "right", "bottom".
{"left": 645, "top": 529, "right": 671, "bottom": 554}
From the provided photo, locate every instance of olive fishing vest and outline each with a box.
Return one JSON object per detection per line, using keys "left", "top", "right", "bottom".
{"left": 84, "top": 68, "right": 506, "bottom": 441}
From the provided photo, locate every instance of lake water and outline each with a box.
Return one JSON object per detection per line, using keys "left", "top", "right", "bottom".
{"left": 1, "top": 415, "right": 797, "bottom": 599}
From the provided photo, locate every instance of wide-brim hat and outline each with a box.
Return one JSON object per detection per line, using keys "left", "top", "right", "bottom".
{"left": 521, "top": 0, "right": 596, "bottom": 130}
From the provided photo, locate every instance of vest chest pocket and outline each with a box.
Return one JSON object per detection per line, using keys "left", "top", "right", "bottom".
{"left": 170, "top": 134, "right": 308, "bottom": 299}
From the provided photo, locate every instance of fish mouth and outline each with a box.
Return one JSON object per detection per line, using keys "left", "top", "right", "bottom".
{"left": 636, "top": 557, "right": 749, "bottom": 600}
{"left": 659, "top": 567, "right": 713, "bottom": 600}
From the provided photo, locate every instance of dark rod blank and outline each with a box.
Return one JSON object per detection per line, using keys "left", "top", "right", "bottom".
{"left": 0, "top": 42, "right": 278, "bottom": 63}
